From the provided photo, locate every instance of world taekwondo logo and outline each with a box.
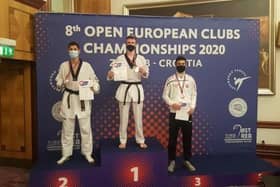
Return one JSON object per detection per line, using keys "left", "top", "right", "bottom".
{"left": 227, "top": 69, "right": 251, "bottom": 91}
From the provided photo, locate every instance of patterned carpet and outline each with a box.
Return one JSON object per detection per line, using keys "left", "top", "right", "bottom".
{"left": 0, "top": 167, "right": 29, "bottom": 187}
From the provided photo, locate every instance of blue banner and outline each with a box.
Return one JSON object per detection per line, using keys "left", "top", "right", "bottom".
{"left": 35, "top": 13, "right": 259, "bottom": 160}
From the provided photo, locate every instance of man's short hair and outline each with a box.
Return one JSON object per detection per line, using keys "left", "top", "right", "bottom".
{"left": 126, "top": 35, "right": 137, "bottom": 40}
{"left": 175, "top": 56, "right": 186, "bottom": 63}
{"left": 68, "top": 41, "right": 80, "bottom": 49}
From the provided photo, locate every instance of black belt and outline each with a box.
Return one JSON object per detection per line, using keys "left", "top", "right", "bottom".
{"left": 64, "top": 88, "right": 85, "bottom": 111}
{"left": 121, "top": 81, "right": 141, "bottom": 105}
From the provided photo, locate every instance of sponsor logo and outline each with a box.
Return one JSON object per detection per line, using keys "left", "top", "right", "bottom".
{"left": 224, "top": 124, "right": 252, "bottom": 144}
{"left": 47, "top": 131, "right": 81, "bottom": 151}
{"left": 51, "top": 101, "right": 64, "bottom": 122}
{"left": 227, "top": 69, "right": 251, "bottom": 91}
{"left": 228, "top": 98, "right": 247, "bottom": 118}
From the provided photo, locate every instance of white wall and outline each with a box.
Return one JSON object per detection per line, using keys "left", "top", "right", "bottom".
{"left": 257, "top": 0, "right": 280, "bottom": 121}
{"left": 111, "top": 0, "right": 171, "bottom": 15}
{"left": 257, "top": 128, "right": 280, "bottom": 144}
{"left": 111, "top": 0, "right": 280, "bottom": 145}
{"left": 51, "top": 0, "right": 74, "bottom": 12}
{"left": 257, "top": 0, "right": 280, "bottom": 145}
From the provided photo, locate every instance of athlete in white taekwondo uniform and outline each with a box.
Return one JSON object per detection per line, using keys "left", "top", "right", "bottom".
{"left": 107, "top": 35, "right": 149, "bottom": 149}
{"left": 56, "top": 41, "right": 100, "bottom": 164}
{"left": 162, "top": 56, "right": 197, "bottom": 173}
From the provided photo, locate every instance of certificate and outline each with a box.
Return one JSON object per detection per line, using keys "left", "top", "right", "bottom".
{"left": 175, "top": 102, "right": 190, "bottom": 121}
{"left": 113, "top": 65, "right": 127, "bottom": 81}
{"left": 79, "top": 80, "right": 94, "bottom": 100}
{"left": 175, "top": 108, "right": 189, "bottom": 121}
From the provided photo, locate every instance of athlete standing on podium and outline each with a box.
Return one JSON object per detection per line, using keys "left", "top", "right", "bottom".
{"left": 55, "top": 41, "right": 100, "bottom": 165}
{"left": 162, "top": 56, "right": 197, "bottom": 173}
{"left": 107, "top": 35, "right": 149, "bottom": 149}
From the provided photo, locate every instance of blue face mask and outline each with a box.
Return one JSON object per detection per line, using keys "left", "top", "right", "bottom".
{"left": 69, "top": 50, "right": 79, "bottom": 59}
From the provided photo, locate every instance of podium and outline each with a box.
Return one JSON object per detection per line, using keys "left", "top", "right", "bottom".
{"left": 29, "top": 138, "right": 278, "bottom": 187}
{"left": 29, "top": 138, "right": 167, "bottom": 187}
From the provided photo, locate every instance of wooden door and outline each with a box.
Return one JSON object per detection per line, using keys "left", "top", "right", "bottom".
{"left": 0, "top": 60, "right": 32, "bottom": 159}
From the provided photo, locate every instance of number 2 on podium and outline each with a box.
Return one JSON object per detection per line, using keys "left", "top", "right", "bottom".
{"left": 58, "top": 177, "right": 68, "bottom": 187}
{"left": 130, "top": 166, "right": 139, "bottom": 182}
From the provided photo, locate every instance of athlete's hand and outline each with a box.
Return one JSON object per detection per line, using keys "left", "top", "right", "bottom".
{"left": 107, "top": 71, "right": 114, "bottom": 79}
{"left": 188, "top": 108, "right": 195, "bottom": 115}
{"left": 171, "top": 103, "right": 181, "bottom": 111}
{"left": 139, "top": 67, "right": 147, "bottom": 76}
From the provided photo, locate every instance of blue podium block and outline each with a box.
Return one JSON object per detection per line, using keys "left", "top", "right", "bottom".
{"left": 29, "top": 138, "right": 279, "bottom": 187}
{"left": 29, "top": 150, "right": 102, "bottom": 187}
{"left": 98, "top": 138, "right": 168, "bottom": 187}
{"left": 29, "top": 138, "right": 168, "bottom": 187}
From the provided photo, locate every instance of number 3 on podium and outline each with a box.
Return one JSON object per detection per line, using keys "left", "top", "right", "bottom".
{"left": 194, "top": 177, "right": 201, "bottom": 186}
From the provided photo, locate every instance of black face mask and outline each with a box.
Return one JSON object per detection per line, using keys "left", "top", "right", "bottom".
{"left": 126, "top": 45, "right": 135, "bottom": 51}
{"left": 176, "top": 65, "right": 185, "bottom": 73}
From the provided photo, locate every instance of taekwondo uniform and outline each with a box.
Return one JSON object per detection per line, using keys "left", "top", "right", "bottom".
{"left": 56, "top": 60, "right": 100, "bottom": 159}
{"left": 162, "top": 73, "right": 197, "bottom": 161}
{"left": 110, "top": 54, "right": 149, "bottom": 145}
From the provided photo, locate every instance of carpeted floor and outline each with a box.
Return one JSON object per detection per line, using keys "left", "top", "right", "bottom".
{"left": 0, "top": 167, "right": 29, "bottom": 187}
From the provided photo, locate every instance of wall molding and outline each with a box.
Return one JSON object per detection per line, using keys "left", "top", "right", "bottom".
{"left": 257, "top": 121, "right": 280, "bottom": 129}
{"left": 256, "top": 144, "right": 280, "bottom": 159}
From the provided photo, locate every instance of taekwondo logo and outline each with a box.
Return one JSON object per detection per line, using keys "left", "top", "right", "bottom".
{"left": 224, "top": 124, "right": 252, "bottom": 144}
{"left": 49, "top": 70, "right": 61, "bottom": 92}
{"left": 228, "top": 98, "right": 247, "bottom": 118}
{"left": 227, "top": 69, "right": 251, "bottom": 91}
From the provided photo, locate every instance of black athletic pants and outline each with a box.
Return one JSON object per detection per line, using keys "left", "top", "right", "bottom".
{"left": 168, "top": 113, "right": 192, "bottom": 161}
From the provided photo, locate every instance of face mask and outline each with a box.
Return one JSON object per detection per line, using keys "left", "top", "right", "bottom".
{"left": 176, "top": 65, "right": 185, "bottom": 73}
{"left": 69, "top": 50, "right": 79, "bottom": 59}
{"left": 126, "top": 45, "right": 135, "bottom": 51}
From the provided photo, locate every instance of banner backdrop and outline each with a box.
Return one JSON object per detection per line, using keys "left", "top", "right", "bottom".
{"left": 35, "top": 13, "right": 259, "bottom": 160}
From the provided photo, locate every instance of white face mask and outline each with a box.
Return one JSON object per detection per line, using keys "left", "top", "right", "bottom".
{"left": 69, "top": 50, "right": 79, "bottom": 59}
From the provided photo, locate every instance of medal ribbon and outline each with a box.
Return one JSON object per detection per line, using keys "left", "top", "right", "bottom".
{"left": 175, "top": 74, "right": 186, "bottom": 97}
